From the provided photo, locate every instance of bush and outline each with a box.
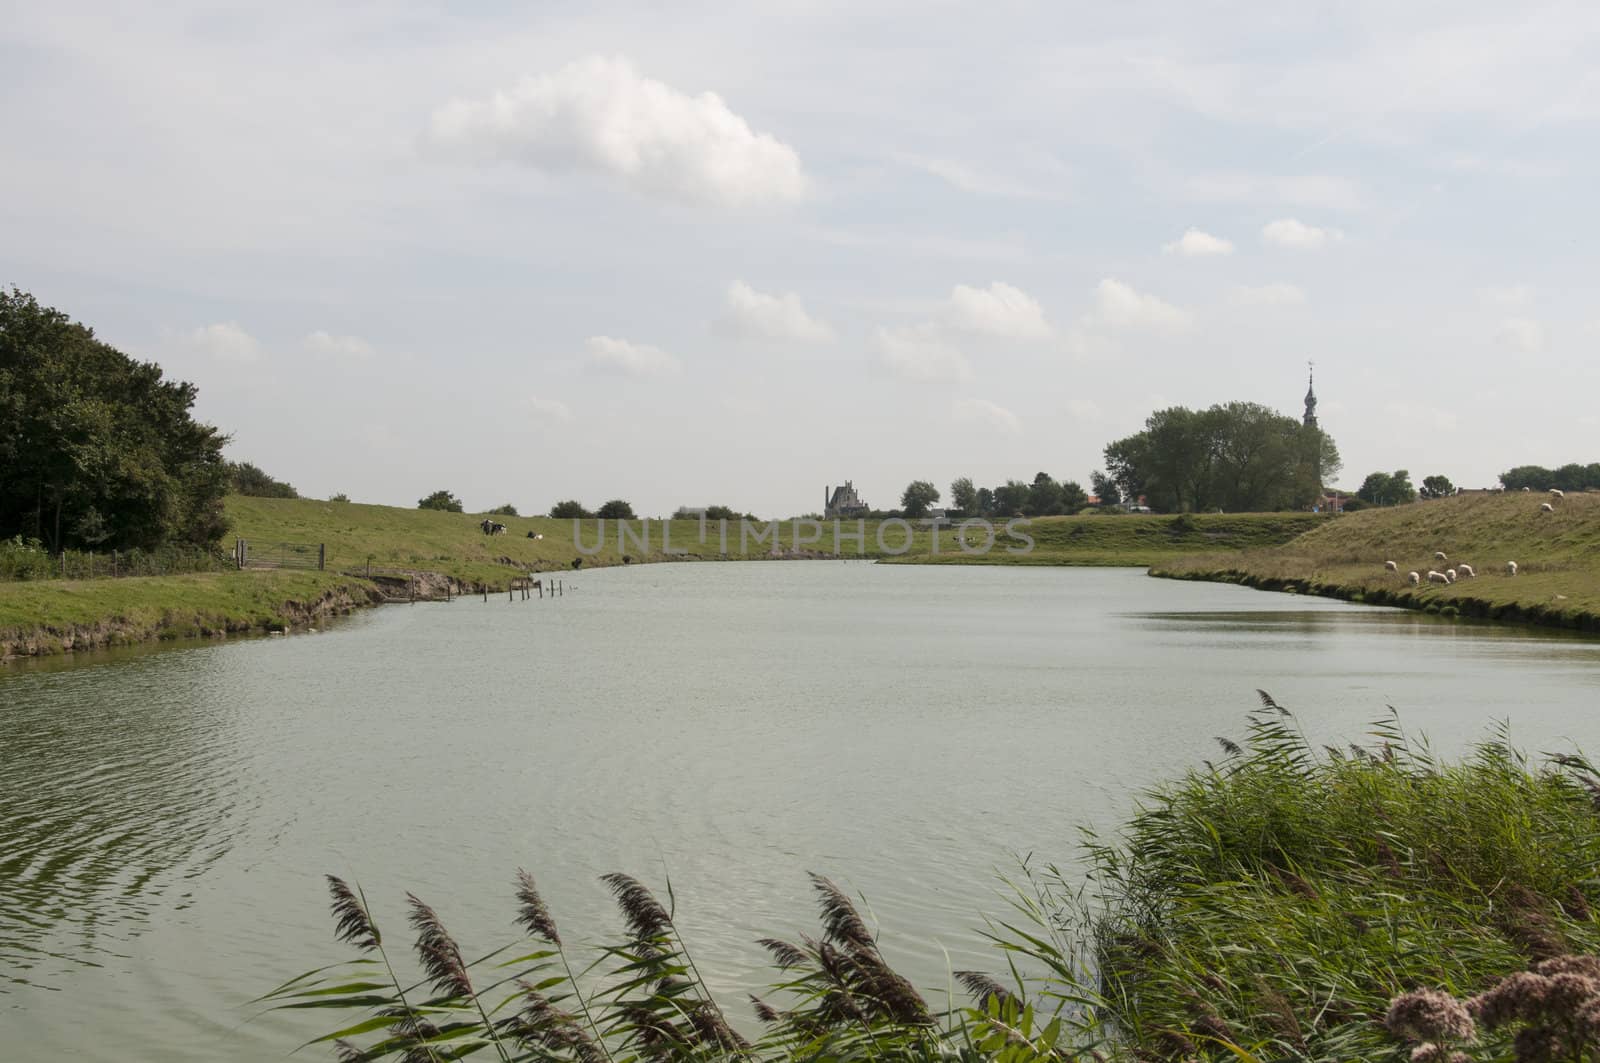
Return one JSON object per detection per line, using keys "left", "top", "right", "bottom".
{"left": 417, "top": 490, "right": 464, "bottom": 513}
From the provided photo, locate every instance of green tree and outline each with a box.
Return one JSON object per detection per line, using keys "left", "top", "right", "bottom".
{"left": 991, "top": 480, "right": 1030, "bottom": 517}
{"left": 949, "top": 476, "right": 978, "bottom": 515}
{"left": 1090, "top": 470, "right": 1121, "bottom": 508}
{"left": 418, "top": 490, "right": 463, "bottom": 512}
{"left": 596, "top": 499, "right": 635, "bottom": 519}
{"left": 704, "top": 504, "right": 739, "bottom": 521}
{"left": 549, "top": 500, "right": 590, "bottom": 519}
{"left": 1104, "top": 402, "right": 1339, "bottom": 513}
{"left": 900, "top": 480, "right": 940, "bottom": 518}
{"left": 231, "top": 461, "right": 298, "bottom": 498}
{"left": 0, "top": 287, "right": 231, "bottom": 551}
{"left": 1419, "top": 475, "right": 1455, "bottom": 500}
{"left": 974, "top": 487, "right": 995, "bottom": 516}
{"left": 1060, "top": 480, "right": 1089, "bottom": 513}
{"left": 1357, "top": 469, "right": 1416, "bottom": 507}
{"left": 487, "top": 504, "right": 519, "bottom": 517}
{"left": 1025, "top": 472, "right": 1063, "bottom": 516}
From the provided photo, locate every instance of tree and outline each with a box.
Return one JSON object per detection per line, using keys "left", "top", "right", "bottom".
{"left": 1357, "top": 469, "right": 1416, "bottom": 507}
{"left": 549, "top": 500, "right": 590, "bottom": 519}
{"left": 418, "top": 490, "right": 463, "bottom": 512}
{"left": 231, "top": 461, "right": 298, "bottom": 498}
{"left": 1025, "top": 472, "right": 1063, "bottom": 516}
{"left": 596, "top": 499, "right": 635, "bottom": 519}
{"left": 1060, "top": 480, "right": 1089, "bottom": 513}
{"left": 0, "top": 287, "right": 231, "bottom": 551}
{"left": 1104, "top": 402, "right": 1339, "bottom": 513}
{"left": 487, "top": 504, "right": 519, "bottom": 517}
{"left": 1419, "top": 475, "right": 1455, "bottom": 500}
{"left": 974, "top": 487, "right": 995, "bottom": 516}
{"left": 704, "top": 504, "right": 740, "bottom": 521}
{"left": 900, "top": 480, "right": 940, "bottom": 518}
{"left": 991, "top": 480, "right": 1031, "bottom": 517}
{"left": 329, "top": 492, "right": 350, "bottom": 503}
{"left": 1090, "top": 470, "right": 1121, "bottom": 508}
{"left": 949, "top": 477, "right": 978, "bottom": 515}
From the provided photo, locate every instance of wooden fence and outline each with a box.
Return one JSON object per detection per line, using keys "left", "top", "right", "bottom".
{"left": 236, "top": 539, "right": 325, "bottom": 571}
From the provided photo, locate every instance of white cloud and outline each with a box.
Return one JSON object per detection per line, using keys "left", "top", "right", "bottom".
{"left": 1496, "top": 317, "right": 1547, "bottom": 353}
{"left": 947, "top": 281, "right": 1053, "bottom": 339}
{"left": 1262, "top": 218, "right": 1345, "bottom": 249}
{"left": 718, "top": 281, "right": 833, "bottom": 342}
{"left": 1479, "top": 284, "right": 1535, "bottom": 309}
{"left": 1162, "top": 228, "right": 1234, "bottom": 256}
{"left": 424, "top": 55, "right": 807, "bottom": 207}
{"left": 873, "top": 324, "right": 970, "bottom": 382}
{"left": 526, "top": 394, "right": 573, "bottom": 420}
{"left": 952, "top": 398, "right": 1021, "bottom": 435}
{"left": 893, "top": 153, "right": 1059, "bottom": 199}
{"left": 187, "top": 322, "right": 260, "bottom": 362}
{"left": 1090, "top": 279, "right": 1192, "bottom": 332}
{"left": 1180, "top": 174, "right": 1363, "bottom": 212}
{"left": 304, "top": 330, "right": 375, "bottom": 359}
{"left": 584, "top": 335, "right": 682, "bottom": 375}
{"left": 1231, "top": 283, "right": 1307, "bottom": 306}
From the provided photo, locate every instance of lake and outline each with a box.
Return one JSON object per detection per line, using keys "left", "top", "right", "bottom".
{"left": 5, "top": 563, "right": 1600, "bottom": 1060}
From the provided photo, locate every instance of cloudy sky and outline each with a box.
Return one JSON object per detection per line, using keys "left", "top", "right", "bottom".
{"left": 4, "top": 2, "right": 1598, "bottom": 516}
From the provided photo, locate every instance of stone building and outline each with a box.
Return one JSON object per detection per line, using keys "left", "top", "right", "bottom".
{"left": 824, "top": 481, "right": 869, "bottom": 518}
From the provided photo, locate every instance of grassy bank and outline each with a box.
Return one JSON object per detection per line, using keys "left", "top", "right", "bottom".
{"left": 0, "top": 570, "right": 379, "bottom": 658}
{"left": 228, "top": 495, "right": 1324, "bottom": 577}
{"left": 1, "top": 500, "right": 1322, "bottom": 658}
{"left": 1153, "top": 490, "right": 1600, "bottom": 631}
{"left": 269, "top": 701, "right": 1600, "bottom": 1061}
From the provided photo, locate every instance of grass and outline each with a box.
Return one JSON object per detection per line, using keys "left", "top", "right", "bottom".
{"left": 227, "top": 495, "right": 1324, "bottom": 577}
{"left": 265, "top": 699, "right": 1600, "bottom": 1061}
{"left": 0, "top": 570, "right": 378, "bottom": 657}
{"left": 1153, "top": 490, "right": 1600, "bottom": 631}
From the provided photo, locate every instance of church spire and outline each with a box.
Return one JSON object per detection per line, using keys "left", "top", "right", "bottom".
{"left": 1303, "top": 361, "right": 1318, "bottom": 429}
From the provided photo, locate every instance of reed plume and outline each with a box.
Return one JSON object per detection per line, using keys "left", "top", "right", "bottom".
{"left": 327, "top": 875, "right": 381, "bottom": 951}
{"left": 955, "top": 969, "right": 1012, "bottom": 1010}
{"left": 405, "top": 894, "right": 474, "bottom": 999}
{"left": 757, "top": 937, "right": 808, "bottom": 970}
{"left": 514, "top": 867, "right": 561, "bottom": 945}
{"left": 809, "top": 873, "right": 875, "bottom": 952}
{"left": 601, "top": 872, "right": 672, "bottom": 940}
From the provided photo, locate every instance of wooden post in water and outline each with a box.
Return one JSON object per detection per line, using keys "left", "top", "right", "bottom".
{"left": 410, "top": 576, "right": 416, "bottom": 604}
{"left": 481, "top": 583, "right": 487, "bottom": 602}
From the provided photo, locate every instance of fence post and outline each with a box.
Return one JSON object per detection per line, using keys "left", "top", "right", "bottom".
{"left": 89, "top": 551, "right": 94, "bottom": 578}
{"left": 61, "top": 553, "right": 67, "bottom": 580}
{"left": 113, "top": 550, "right": 118, "bottom": 578}
{"left": 318, "top": 543, "right": 325, "bottom": 571}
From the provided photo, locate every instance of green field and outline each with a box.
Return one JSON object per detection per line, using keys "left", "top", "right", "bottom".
{"left": 0, "top": 570, "right": 378, "bottom": 657}
{"left": 1, "top": 497, "right": 1324, "bottom": 657}
{"left": 225, "top": 494, "right": 1325, "bottom": 575}
{"left": 1154, "top": 489, "right": 1600, "bottom": 629}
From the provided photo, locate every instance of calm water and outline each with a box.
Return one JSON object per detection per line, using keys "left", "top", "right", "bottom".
{"left": 5, "top": 563, "right": 1600, "bottom": 1059}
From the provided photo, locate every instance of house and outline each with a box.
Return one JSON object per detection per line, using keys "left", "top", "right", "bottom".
{"left": 824, "top": 481, "right": 870, "bottom": 518}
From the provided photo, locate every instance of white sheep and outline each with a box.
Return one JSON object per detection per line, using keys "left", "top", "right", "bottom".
{"left": 1458, "top": 563, "right": 1475, "bottom": 578}
{"left": 1434, "top": 551, "right": 1449, "bottom": 561}
{"left": 1408, "top": 571, "right": 1421, "bottom": 585}
{"left": 1506, "top": 561, "right": 1518, "bottom": 575}
{"left": 1384, "top": 560, "right": 1398, "bottom": 572}
{"left": 1541, "top": 502, "right": 1555, "bottom": 512}
{"left": 1550, "top": 488, "right": 1565, "bottom": 499}
{"left": 1428, "top": 570, "right": 1449, "bottom": 583}
{"left": 1522, "top": 486, "right": 1532, "bottom": 492}
{"left": 1445, "top": 568, "right": 1457, "bottom": 582}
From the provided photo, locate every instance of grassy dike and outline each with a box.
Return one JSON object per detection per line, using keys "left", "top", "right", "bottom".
{"left": 0, "top": 570, "right": 381, "bottom": 658}
{"left": 1154, "top": 490, "right": 1600, "bottom": 631}
{"left": 1, "top": 498, "right": 1323, "bottom": 659}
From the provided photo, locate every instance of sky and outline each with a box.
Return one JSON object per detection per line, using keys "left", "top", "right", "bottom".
{"left": 4, "top": 1, "right": 1599, "bottom": 517}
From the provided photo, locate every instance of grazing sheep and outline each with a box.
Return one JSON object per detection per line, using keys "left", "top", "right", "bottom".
{"left": 1408, "top": 571, "right": 1421, "bottom": 585}
{"left": 1550, "top": 488, "right": 1565, "bottom": 499}
{"left": 1541, "top": 502, "right": 1555, "bottom": 512}
{"left": 1445, "top": 568, "right": 1457, "bottom": 582}
{"left": 1458, "top": 563, "right": 1475, "bottom": 578}
{"left": 1384, "top": 560, "right": 1398, "bottom": 572}
{"left": 1522, "top": 486, "right": 1532, "bottom": 491}
{"left": 1428, "top": 570, "right": 1449, "bottom": 584}
{"left": 1506, "top": 561, "right": 1518, "bottom": 575}
{"left": 1434, "top": 551, "right": 1448, "bottom": 561}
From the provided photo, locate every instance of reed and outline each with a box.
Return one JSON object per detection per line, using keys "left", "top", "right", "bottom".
{"left": 266, "top": 696, "right": 1600, "bottom": 1061}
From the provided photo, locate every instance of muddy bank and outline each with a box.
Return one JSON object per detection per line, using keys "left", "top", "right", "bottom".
{"left": 1, "top": 580, "right": 385, "bottom": 660}
{"left": 1153, "top": 565, "right": 1600, "bottom": 634}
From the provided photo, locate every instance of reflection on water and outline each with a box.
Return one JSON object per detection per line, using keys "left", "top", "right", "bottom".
{"left": 3, "top": 566, "right": 1599, "bottom": 1060}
